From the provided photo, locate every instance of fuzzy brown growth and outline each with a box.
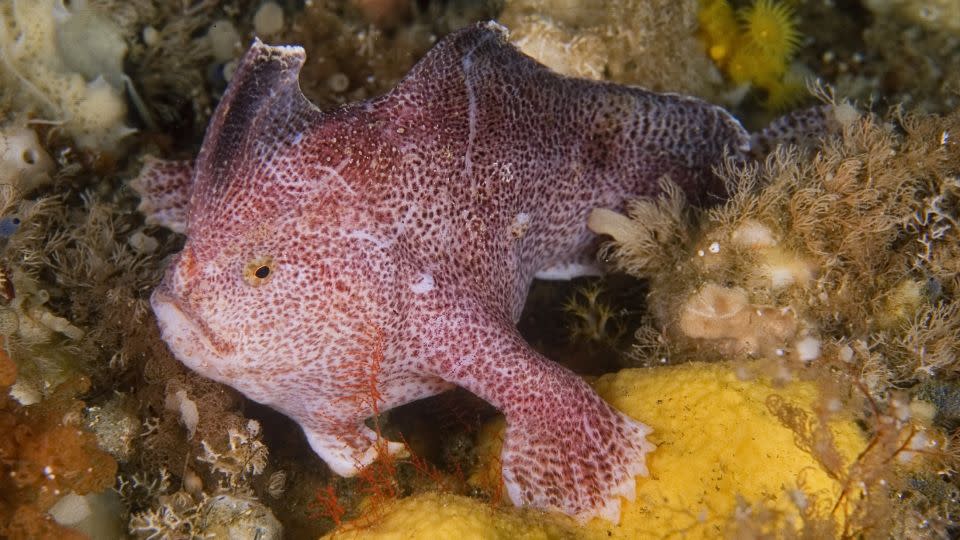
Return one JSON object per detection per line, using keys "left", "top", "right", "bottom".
{"left": 759, "top": 376, "right": 959, "bottom": 537}
{"left": 597, "top": 103, "right": 960, "bottom": 531}
{"left": 0, "top": 366, "right": 117, "bottom": 540}
{"left": 590, "top": 177, "right": 693, "bottom": 278}
{"left": 716, "top": 108, "right": 959, "bottom": 341}
{"left": 767, "top": 394, "right": 846, "bottom": 480}
{"left": 600, "top": 106, "right": 960, "bottom": 373}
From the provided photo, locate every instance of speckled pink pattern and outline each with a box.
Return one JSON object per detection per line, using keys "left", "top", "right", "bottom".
{"left": 135, "top": 22, "right": 749, "bottom": 522}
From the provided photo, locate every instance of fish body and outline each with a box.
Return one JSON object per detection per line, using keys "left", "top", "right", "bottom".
{"left": 135, "top": 22, "right": 751, "bottom": 522}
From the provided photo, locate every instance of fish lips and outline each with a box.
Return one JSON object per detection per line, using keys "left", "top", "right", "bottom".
{"left": 150, "top": 283, "right": 234, "bottom": 381}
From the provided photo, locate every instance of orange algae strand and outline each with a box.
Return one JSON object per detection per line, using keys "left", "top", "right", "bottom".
{"left": 311, "top": 484, "right": 347, "bottom": 528}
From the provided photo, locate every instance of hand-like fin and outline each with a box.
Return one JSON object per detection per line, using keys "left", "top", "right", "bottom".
{"left": 426, "top": 305, "right": 654, "bottom": 523}
{"left": 129, "top": 156, "right": 194, "bottom": 233}
{"left": 301, "top": 421, "right": 408, "bottom": 477}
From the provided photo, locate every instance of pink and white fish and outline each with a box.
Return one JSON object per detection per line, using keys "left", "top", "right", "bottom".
{"left": 134, "top": 21, "right": 756, "bottom": 522}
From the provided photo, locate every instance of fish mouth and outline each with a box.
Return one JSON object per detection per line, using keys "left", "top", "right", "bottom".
{"left": 151, "top": 284, "right": 235, "bottom": 380}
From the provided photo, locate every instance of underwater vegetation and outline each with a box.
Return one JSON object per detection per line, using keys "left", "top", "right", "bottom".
{"left": 0, "top": 343, "right": 118, "bottom": 539}
{"left": 0, "top": 0, "right": 135, "bottom": 151}
{"left": 591, "top": 101, "right": 960, "bottom": 377}
{"left": 590, "top": 101, "right": 960, "bottom": 535}
{"left": 0, "top": 0, "right": 958, "bottom": 538}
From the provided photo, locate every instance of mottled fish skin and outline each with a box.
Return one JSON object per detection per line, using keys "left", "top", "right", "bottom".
{"left": 130, "top": 157, "right": 193, "bottom": 233}
{"left": 138, "top": 22, "right": 750, "bottom": 523}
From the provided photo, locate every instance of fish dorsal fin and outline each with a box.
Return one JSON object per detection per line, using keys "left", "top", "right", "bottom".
{"left": 384, "top": 22, "right": 518, "bottom": 111}
{"left": 192, "top": 39, "right": 319, "bottom": 213}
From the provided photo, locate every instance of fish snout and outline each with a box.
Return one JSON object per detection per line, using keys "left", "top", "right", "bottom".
{"left": 151, "top": 247, "right": 237, "bottom": 363}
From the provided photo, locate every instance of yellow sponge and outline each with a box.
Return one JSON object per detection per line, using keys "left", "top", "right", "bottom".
{"left": 585, "top": 362, "right": 864, "bottom": 538}
{"left": 321, "top": 492, "right": 573, "bottom": 540}
{"left": 325, "top": 361, "right": 866, "bottom": 539}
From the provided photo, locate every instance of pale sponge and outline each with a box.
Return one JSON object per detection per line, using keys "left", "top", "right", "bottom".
{"left": 0, "top": 119, "right": 54, "bottom": 193}
{"left": 325, "top": 362, "right": 866, "bottom": 539}
{"left": 678, "top": 282, "right": 798, "bottom": 357}
{"left": 0, "top": 0, "right": 134, "bottom": 151}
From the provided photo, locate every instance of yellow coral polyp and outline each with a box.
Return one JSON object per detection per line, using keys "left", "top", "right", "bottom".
{"left": 698, "top": 0, "right": 805, "bottom": 109}
{"left": 726, "top": 41, "right": 788, "bottom": 86}
{"left": 740, "top": 0, "right": 801, "bottom": 60}
{"left": 698, "top": 0, "right": 739, "bottom": 65}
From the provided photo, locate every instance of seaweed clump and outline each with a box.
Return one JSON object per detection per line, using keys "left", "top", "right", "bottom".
{"left": 0, "top": 340, "right": 118, "bottom": 539}
{"left": 0, "top": 0, "right": 135, "bottom": 152}
{"left": 590, "top": 101, "right": 960, "bottom": 535}
{"left": 0, "top": 114, "right": 291, "bottom": 537}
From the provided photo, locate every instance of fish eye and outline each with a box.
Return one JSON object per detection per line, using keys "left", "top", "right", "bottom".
{"left": 243, "top": 255, "right": 274, "bottom": 287}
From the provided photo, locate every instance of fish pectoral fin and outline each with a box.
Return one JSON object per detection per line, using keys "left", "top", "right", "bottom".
{"left": 426, "top": 307, "right": 654, "bottom": 523}
{"left": 130, "top": 156, "right": 194, "bottom": 233}
{"left": 498, "top": 385, "right": 655, "bottom": 524}
{"left": 301, "top": 421, "right": 408, "bottom": 477}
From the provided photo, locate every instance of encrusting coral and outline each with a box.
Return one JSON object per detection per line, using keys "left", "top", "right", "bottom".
{"left": 0, "top": 117, "right": 55, "bottom": 194}
{"left": 0, "top": 339, "right": 118, "bottom": 540}
{"left": 675, "top": 282, "right": 799, "bottom": 358}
